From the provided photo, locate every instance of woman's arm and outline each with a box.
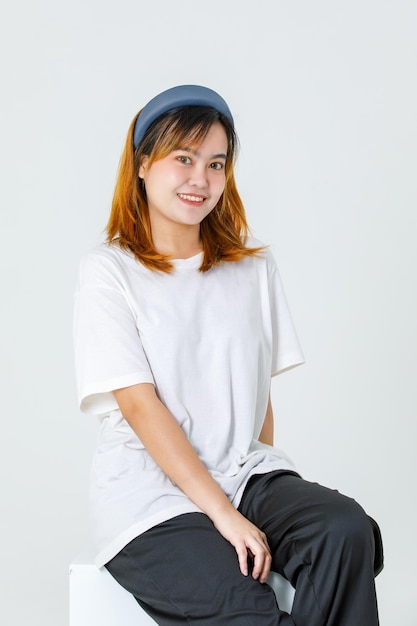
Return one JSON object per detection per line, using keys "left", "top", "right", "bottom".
{"left": 258, "top": 393, "right": 274, "bottom": 446}
{"left": 113, "top": 382, "right": 272, "bottom": 583}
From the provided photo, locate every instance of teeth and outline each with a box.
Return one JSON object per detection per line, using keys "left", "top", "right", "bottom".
{"left": 178, "top": 193, "right": 205, "bottom": 202}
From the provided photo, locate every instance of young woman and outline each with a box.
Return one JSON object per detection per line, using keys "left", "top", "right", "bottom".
{"left": 74, "top": 85, "right": 383, "bottom": 625}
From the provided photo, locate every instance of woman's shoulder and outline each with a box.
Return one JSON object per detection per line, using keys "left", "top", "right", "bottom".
{"left": 245, "top": 234, "right": 266, "bottom": 248}
{"left": 244, "top": 235, "right": 276, "bottom": 268}
{"left": 80, "top": 241, "right": 135, "bottom": 266}
{"left": 77, "top": 242, "right": 136, "bottom": 288}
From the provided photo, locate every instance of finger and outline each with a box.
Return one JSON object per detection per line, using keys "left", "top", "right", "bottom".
{"left": 252, "top": 552, "right": 271, "bottom": 583}
{"left": 250, "top": 541, "right": 272, "bottom": 583}
{"left": 259, "top": 537, "right": 272, "bottom": 584}
{"left": 235, "top": 543, "right": 249, "bottom": 577}
{"left": 259, "top": 550, "right": 272, "bottom": 584}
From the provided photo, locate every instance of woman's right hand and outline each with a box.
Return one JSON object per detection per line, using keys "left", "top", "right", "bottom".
{"left": 211, "top": 506, "right": 272, "bottom": 583}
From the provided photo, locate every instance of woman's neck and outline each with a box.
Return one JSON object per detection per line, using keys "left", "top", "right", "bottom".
{"left": 152, "top": 225, "right": 202, "bottom": 259}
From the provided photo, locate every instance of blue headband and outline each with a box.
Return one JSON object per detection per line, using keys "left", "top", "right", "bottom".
{"left": 133, "top": 85, "right": 234, "bottom": 149}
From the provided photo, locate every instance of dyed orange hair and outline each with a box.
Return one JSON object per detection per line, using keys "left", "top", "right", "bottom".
{"left": 106, "top": 105, "right": 264, "bottom": 272}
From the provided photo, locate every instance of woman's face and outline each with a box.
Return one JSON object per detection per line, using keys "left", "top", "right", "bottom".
{"left": 139, "top": 121, "right": 228, "bottom": 234}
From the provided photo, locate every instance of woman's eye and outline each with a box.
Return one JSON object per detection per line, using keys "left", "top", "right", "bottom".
{"left": 210, "top": 162, "right": 223, "bottom": 170}
{"left": 177, "top": 156, "right": 191, "bottom": 164}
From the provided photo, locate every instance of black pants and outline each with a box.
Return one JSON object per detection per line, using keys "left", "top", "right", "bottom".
{"left": 106, "top": 472, "right": 383, "bottom": 625}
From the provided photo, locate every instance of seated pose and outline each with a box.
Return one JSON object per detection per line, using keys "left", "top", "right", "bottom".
{"left": 74, "top": 85, "right": 383, "bottom": 625}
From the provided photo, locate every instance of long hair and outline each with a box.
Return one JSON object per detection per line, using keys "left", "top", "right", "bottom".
{"left": 106, "top": 105, "right": 265, "bottom": 272}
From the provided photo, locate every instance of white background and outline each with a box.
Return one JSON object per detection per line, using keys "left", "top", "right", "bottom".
{"left": 1, "top": 1, "right": 416, "bottom": 624}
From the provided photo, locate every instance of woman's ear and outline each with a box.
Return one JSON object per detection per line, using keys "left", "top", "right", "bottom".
{"left": 138, "top": 155, "right": 148, "bottom": 179}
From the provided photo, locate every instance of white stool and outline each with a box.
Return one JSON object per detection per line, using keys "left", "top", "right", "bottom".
{"left": 69, "top": 547, "right": 295, "bottom": 625}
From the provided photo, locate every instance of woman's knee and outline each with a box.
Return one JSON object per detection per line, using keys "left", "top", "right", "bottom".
{"left": 319, "top": 494, "right": 377, "bottom": 560}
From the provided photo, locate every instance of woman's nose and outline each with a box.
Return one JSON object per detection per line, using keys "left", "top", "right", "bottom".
{"left": 188, "top": 164, "right": 208, "bottom": 187}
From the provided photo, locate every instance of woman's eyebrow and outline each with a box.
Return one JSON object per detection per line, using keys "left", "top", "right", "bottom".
{"left": 176, "top": 147, "right": 227, "bottom": 160}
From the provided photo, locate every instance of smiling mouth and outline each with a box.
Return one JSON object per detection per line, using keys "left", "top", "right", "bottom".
{"left": 177, "top": 193, "right": 206, "bottom": 202}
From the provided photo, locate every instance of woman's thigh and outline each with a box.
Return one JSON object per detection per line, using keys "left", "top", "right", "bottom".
{"left": 105, "top": 512, "right": 294, "bottom": 626}
{"left": 238, "top": 472, "right": 383, "bottom": 580}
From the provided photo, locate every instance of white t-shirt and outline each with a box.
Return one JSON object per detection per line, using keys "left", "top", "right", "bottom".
{"left": 74, "top": 238, "right": 304, "bottom": 567}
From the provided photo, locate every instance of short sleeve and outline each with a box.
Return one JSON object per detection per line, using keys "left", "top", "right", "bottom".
{"left": 73, "top": 249, "right": 154, "bottom": 416}
{"left": 266, "top": 250, "right": 305, "bottom": 376}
